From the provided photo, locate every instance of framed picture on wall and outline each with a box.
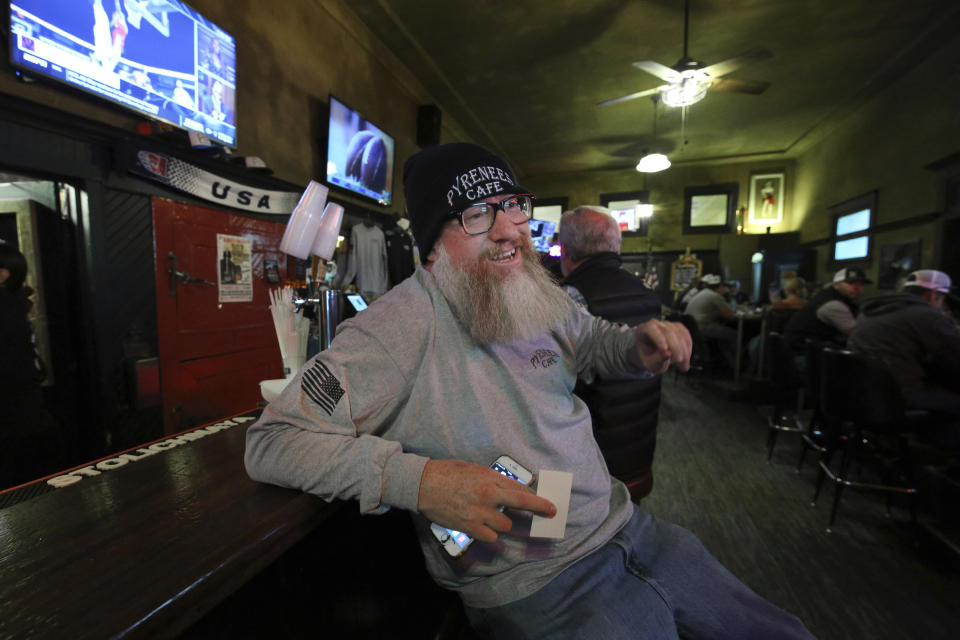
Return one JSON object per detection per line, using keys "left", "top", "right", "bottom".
{"left": 682, "top": 184, "right": 737, "bottom": 234}
{"left": 748, "top": 173, "right": 785, "bottom": 224}
{"left": 531, "top": 197, "right": 568, "bottom": 225}
{"left": 877, "top": 240, "right": 921, "bottom": 290}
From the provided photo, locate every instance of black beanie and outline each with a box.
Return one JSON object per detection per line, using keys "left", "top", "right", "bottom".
{"left": 403, "top": 142, "right": 530, "bottom": 262}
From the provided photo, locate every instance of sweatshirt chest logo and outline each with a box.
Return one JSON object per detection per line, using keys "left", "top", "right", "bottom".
{"left": 530, "top": 349, "right": 560, "bottom": 369}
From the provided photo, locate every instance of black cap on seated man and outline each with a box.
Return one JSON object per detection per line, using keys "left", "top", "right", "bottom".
{"left": 784, "top": 266, "right": 872, "bottom": 352}
{"left": 402, "top": 142, "right": 578, "bottom": 344}
{"left": 848, "top": 269, "right": 960, "bottom": 428}
{"left": 403, "top": 142, "right": 531, "bottom": 264}
{"left": 244, "top": 142, "right": 819, "bottom": 640}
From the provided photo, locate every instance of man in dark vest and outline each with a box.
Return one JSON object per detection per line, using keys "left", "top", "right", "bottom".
{"left": 558, "top": 206, "right": 663, "bottom": 499}
{"left": 784, "top": 266, "right": 870, "bottom": 356}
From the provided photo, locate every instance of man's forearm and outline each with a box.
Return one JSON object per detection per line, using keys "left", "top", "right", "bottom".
{"left": 244, "top": 412, "right": 428, "bottom": 514}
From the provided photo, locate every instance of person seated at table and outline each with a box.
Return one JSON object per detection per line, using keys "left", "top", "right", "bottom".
{"left": 848, "top": 269, "right": 960, "bottom": 449}
{"left": 675, "top": 276, "right": 703, "bottom": 312}
{"left": 724, "top": 280, "right": 750, "bottom": 310}
{"left": 747, "top": 278, "right": 806, "bottom": 371}
{"left": 770, "top": 277, "right": 807, "bottom": 311}
{"left": 783, "top": 267, "right": 869, "bottom": 358}
{"left": 686, "top": 274, "right": 738, "bottom": 370}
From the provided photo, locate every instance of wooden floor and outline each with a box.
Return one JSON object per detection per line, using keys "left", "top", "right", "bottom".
{"left": 645, "top": 373, "right": 960, "bottom": 640}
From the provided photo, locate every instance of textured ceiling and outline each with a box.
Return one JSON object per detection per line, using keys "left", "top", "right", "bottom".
{"left": 348, "top": 0, "right": 960, "bottom": 179}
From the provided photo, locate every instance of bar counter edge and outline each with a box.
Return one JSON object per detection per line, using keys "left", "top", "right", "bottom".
{"left": 0, "top": 409, "right": 343, "bottom": 640}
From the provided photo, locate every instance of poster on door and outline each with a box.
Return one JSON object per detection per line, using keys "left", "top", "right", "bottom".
{"left": 217, "top": 234, "right": 253, "bottom": 302}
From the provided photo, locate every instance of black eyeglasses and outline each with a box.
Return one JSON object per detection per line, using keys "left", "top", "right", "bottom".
{"left": 450, "top": 194, "right": 535, "bottom": 235}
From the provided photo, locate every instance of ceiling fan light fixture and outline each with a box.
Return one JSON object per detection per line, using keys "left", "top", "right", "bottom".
{"left": 661, "top": 70, "right": 711, "bottom": 107}
{"left": 636, "top": 152, "right": 671, "bottom": 173}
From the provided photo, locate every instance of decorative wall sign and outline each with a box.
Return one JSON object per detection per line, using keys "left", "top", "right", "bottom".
{"left": 118, "top": 142, "right": 301, "bottom": 215}
{"left": 748, "top": 173, "right": 785, "bottom": 224}
{"left": 217, "top": 234, "right": 253, "bottom": 302}
{"left": 670, "top": 248, "right": 703, "bottom": 291}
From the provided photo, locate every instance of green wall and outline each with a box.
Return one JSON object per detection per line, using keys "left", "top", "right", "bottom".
{"left": 524, "top": 160, "right": 797, "bottom": 253}
{"left": 523, "top": 33, "right": 959, "bottom": 289}
{"left": 791, "top": 34, "right": 960, "bottom": 287}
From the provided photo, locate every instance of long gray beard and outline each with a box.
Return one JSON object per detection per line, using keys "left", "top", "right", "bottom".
{"left": 431, "top": 238, "right": 573, "bottom": 344}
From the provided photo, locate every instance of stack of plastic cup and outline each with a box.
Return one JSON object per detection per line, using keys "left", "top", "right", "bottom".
{"left": 311, "top": 203, "right": 345, "bottom": 260}
{"left": 279, "top": 181, "right": 329, "bottom": 259}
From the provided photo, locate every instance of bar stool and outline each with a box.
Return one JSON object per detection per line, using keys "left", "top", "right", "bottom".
{"left": 796, "top": 338, "right": 827, "bottom": 472}
{"left": 764, "top": 332, "right": 805, "bottom": 463}
{"left": 667, "top": 313, "right": 717, "bottom": 383}
{"left": 811, "top": 347, "right": 920, "bottom": 531}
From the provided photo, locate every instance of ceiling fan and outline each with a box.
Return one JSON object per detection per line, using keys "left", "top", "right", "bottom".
{"left": 598, "top": 0, "right": 772, "bottom": 108}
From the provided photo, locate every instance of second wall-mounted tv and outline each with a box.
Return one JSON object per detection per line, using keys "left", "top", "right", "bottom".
{"left": 529, "top": 218, "right": 557, "bottom": 254}
{"left": 325, "top": 95, "right": 394, "bottom": 207}
{"left": 9, "top": 0, "right": 237, "bottom": 146}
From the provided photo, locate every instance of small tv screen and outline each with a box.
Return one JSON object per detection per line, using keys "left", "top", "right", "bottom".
{"left": 10, "top": 0, "right": 237, "bottom": 146}
{"left": 833, "top": 208, "right": 871, "bottom": 262}
{"left": 325, "top": 95, "right": 394, "bottom": 206}
{"left": 529, "top": 218, "right": 557, "bottom": 254}
{"left": 834, "top": 236, "right": 869, "bottom": 261}
{"left": 346, "top": 293, "right": 368, "bottom": 312}
{"left": 606, "top": 200, "right": 642, "bottom": 231}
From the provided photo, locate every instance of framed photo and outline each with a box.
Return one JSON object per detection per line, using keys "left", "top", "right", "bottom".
{"left": 877, "top": 240, "right": 921, "bottom": 290}
{"left": 748, "top": 173, "right": 785, "bottom": 224}
{"left": 531, "top": 196, "right": 568, "bottom": 225}
{"left": 601, "top": 190, "right": 650, "bottom": 236}
{"left": 682, "top": 184, "right": 738, "bottom": 234}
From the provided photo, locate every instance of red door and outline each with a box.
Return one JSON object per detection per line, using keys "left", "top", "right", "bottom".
{"left": 153, "top": 198, "right": 286, "bottom": 434}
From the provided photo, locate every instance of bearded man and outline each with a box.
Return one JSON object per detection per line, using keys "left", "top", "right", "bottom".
{"left": 245, "top": 143, "right": 814, "bottom": 639}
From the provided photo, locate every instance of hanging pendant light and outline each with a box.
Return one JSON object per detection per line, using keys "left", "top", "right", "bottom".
{"left": 637, "top": 95, "right": 671, "bottom": 173}
{"left": 636, "top": 152, "right": 671, "bottom": 173}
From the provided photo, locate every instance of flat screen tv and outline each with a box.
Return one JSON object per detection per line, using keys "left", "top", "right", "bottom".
{"left": 325, "top": 95, "right": 394, "bottom": 207}
{"left": 9, "top": 0, "right": 237, "bottom": 146}
{"left": 529, "top": 218, "right": 557, "bottom": 254}
{"left": 606, "top": 202, "right": 653, "bottom": 232}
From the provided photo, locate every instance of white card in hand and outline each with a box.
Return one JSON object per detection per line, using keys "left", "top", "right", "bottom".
{"left": 530, "top": 470, "right": 573, "bottom": 539}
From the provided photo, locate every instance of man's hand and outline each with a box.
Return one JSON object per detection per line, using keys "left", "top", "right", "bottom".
{"left": 417, "top": 459, "right": 557, "bottom": 543}
{"left": 634, "top": 318, "right": 692, "bottom": 374}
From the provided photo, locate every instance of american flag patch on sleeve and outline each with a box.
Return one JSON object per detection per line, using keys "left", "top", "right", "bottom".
{"left": 302, "top": 361, "right": 345, "bottom": 415}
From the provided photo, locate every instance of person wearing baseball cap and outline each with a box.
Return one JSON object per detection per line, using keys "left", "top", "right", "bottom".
{"left": 686, "top": 273, "right": 739, "bottom": 369}
{"left": 246, "top": 142, "right": 814, "bottom": 639}
{"left": 848, "top": 269, "right": 960, "bottom": 432}
{"left": 783, "top": 266, "right": 871, "bottom": 355}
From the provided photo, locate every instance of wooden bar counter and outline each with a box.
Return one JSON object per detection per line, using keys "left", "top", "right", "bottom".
{"left": 0, "top": 410, "right": 341, "bottom": 640}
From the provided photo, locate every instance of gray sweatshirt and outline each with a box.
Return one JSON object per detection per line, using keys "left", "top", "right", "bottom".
{"left": 244, "top": 267, "right": 645, "bottom": 607}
